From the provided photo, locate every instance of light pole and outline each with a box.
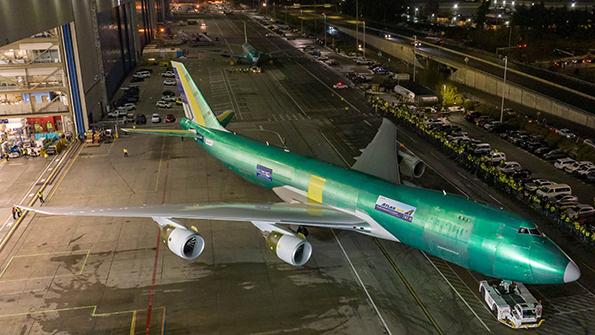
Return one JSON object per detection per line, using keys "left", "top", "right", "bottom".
{"left": 412, "top": 35, "right": 417, "bottom": 82}
{"left": 322, "top": 13, "right": 327, "bottom": 48}
{"left": 500, "top": 56, "right": 508, "bottom": 122}
{"left": 355, "top": 0, "right": 359, "bottom": 50}
{"left": 363, "top": 21, "right": 366, "bottom": 58}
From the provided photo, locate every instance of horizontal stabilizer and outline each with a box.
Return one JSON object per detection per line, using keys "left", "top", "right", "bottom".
{"left": 122, "top": 128, "right": 197, "bottom": 138}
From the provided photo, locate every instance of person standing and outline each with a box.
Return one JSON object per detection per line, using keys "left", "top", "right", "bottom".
{"left": 123, "top": 148, "right": 128, "bottom": 157}
{"left": 37, "top": 190, "right": 45, "bottom": 204}
{"left": 11, "top": 207, "right": 17, "bottom": 220}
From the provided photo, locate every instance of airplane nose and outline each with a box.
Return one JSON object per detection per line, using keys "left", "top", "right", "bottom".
{"left": 563, "top": 261, "right": 581, "bottom": 283}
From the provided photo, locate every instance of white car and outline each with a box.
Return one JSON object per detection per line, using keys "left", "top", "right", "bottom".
{"left": 156, "top": 100, "right": 172, "bottom": 108}
{"left": 576, "top": 164, "right": 595, "bottom": 178}
{"left": 133, "top": 71, "right": 150, "bottom": 79}
{"left": 554, "top": 157, "right": 575, "bottom": 170}
{"left": 525, "top": 179, "right": 552, "bottom": 193}
{"left": 557, "top": 128, "right": 576, "bottom": 139}
{"left": 333, "top": 81, "right": 348, "bottom": 89}
{"left": 487, "top": 151, "right": 506, "bottom": 164}
{"left": 447, "top": 106, "right": 465, "bottom": 113}
{"left": 564, "top": 161, "right": 593, "bottom": 174}
{"left": 151, "top": 113, "right": 161, "bottom": 123}
{"left": 163, "top": 79, "right": 177, "bottom": 86}
{"left": 566, "top": 204, "right": 595, "bottom": 219}
{"left": 160, "top": 95, "right": 176, "bottom": 102}
{"left": 161, "top": 71, "right": 175, "bottom": 78}
{"left": 118, "top": 103, "right": 136, "bottom": 111}
{"left": 535, "top": 183, "right": 572, "bottom": 200}
{"left": 497, "top": 161, "right": 522, "bottom": 174}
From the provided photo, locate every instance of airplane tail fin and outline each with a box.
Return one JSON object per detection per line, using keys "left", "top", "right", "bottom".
{"left": 171, "top": 61, "right": 226, "bottom": 131}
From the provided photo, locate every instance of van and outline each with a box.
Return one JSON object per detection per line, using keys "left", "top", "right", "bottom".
{"left": 535, "top": 183, "right": 572, "bottom": 200}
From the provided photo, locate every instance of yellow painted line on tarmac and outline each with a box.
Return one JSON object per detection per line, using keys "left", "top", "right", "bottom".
{"left": 0, "top": 142, "right": 82, "bottom": 253}
{"left": 161, "top": 306, "right": 167, "bottom": 335}
{"left": 46, "top": 143, "right": 83, "bottom": 201}
{"left": 0, "top": 249, "right": 90, "bottom": 282}
{"left": 130, "top": 310, "right": 137, "bottom": 335}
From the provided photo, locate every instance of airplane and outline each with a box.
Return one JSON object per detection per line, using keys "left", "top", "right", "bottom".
{"left": 228, "top": 22, "right": 285, "bottom": 66}
{"left": 21, "top": 61, "right": 581, "bottom": 285}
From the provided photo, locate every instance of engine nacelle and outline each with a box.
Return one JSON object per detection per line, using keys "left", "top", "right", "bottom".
{"left": 398, "top": 148, "right": 426, "bottom": 179}
{"left": 161, "top": 226, "right": 205, "bottom": 261}
{"left": 266, "top": 232, "right": 312, "bottom": 266}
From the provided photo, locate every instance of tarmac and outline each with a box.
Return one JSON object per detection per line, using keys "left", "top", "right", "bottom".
{"left": 0, "top": 13, "right": 591, "bottom": 335}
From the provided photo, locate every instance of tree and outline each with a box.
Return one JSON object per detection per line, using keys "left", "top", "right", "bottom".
{"left": 474, "top": 0, "right": 490, "bottom": 29}
{"left": 441, "top": 85, "right": 463, "bottom": 106}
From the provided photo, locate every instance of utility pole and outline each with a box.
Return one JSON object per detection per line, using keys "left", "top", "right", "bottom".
{"left": 412, "top": 35, "right": 417, "bottom": 82}
{"left": 323, "top": 13, "right": 327, "bottom": 48}
{"left": 500, "top": 56, "right": 508, "bottom": 122}
{"left": 363, "top": 21, "right": 366, "bottom": 58}
{"left": 355, "top": 0, "right": 359, "bottom": 49}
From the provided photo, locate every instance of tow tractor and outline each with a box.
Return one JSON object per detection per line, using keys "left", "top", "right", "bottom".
{"left": 479, "top": 280, "right": 544, "bottom": 329}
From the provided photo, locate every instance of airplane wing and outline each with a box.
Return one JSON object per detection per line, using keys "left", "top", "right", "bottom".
{"left": 122, "top": 128, "right": 197, "bottom": 138}
{"left": 351, "top": 118, "right": 400, "bottom": 184}
{"left": 19, "top": 202, "right": 365, "bottom": 228}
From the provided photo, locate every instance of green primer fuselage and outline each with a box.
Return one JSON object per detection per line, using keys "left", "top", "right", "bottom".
{"left": 181, "top": 118, "right": 571, "bottom": 284}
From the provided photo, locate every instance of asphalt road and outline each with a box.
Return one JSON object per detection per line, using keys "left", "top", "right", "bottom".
{"left": 294, "top": 12, "right": 595, "bottom": 114}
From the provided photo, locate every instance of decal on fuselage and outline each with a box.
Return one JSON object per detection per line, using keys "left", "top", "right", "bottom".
{"left": 256, "top": 164, "right": 273, "bottom": 182}
{"left": 374, "top": 195, "right": 416, "bottom": 222}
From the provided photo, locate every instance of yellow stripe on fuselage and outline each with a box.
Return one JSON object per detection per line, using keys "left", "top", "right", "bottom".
{"left": 172, "top": 62, "right": 206, "bottom": 126}
{"left": 307, "top": 175, "right": 326, "bottom": 203}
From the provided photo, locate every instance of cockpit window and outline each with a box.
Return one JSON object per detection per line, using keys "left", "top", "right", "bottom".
{"left": 518, "top": 227, "right": 543, "bottom": 236}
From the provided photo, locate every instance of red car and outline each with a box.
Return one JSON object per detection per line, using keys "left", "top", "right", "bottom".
{"left": 165, "top": 114, "right": 176, "bottom": 123}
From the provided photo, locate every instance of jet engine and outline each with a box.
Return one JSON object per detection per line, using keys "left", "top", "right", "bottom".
{"left": 398, "top": 147, "right": 426, "bottom": 179}
{"left": 265, "top": 231, "right": 312, "bottom": 266}
{"left": 161, "top": 225, "right": 205, "bottom": 260}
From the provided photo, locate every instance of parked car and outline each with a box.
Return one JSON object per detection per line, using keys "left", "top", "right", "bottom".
{"left": 557, "top": 128, "right": 576, "bottom": 139}
{"left": 165, "top": 114, "right": 176, "bottom": 123}
{"left": 498, "top": 161, "right": 522, "bottom": 174}
{"left": 161, "top": 95, "right": 176, "bottom": 102}
{"left": 483, "top": 121, "right": 502, "bottom": 132}
{"left": 554, "top": 157, "right": 575, "bottom": 170}
{"left": 371, "top": 66, "right": 389, "bottom": 74}
{"left": 151, "top": 113, "right": 161, "bottom": 123}
{"left": 543, "top": 150, "right": 567, "bottom": 161}
{"left": 553, "top": 194, "right": 578, "bottom": 206}
{"left": 119, "top": 103, "right": 136, "bottom": 111}
{"left": 566, "top": 204, "right": 595, "bottom": 219}
{"left": 447, "top": 105, "right": 465, "bottom": 113}
{"left": 162, "top": 90, "right": 176, "bottom": 96}
{"left": 161, "top": 71, "right": 175, "bottom": 78}
{"left": 576, "top": 165, "right": 595, "bottom": 179}
{"left": 163, "top": 79, "right": 177, "bottom": 86}
{"left": 487, "top": 151, "right": 506, "bottom": 164}
{"left": 587, "top": 171, "right": 595, "bottom": 183}
{"left": 535, "top": 183, "right": 572, "bottom": 200}
{"left": 525, "top": 179, "right": 553, "bottom": 193}
{"left": 324, "top": 59, "right": 338, "bottom": 66}
{"left": 564, "top": 161, "right": 593, "bottom": 174}
{"left": 134, "top": 114, "right": 146, "bottom": 125}
{"left": 465, "top": 112, "right": 481, "bottom": 122}
{"left": 534, "top": 146, "right": 553, "bottom": 156}
{"left": 156, "top": 100, "right": 172, "bottom": 108}
{"left": 130, "top": 76, "right": 144, "bottom": 83}
{"left": 471, "top": 143, "right": 491, "bottom": 155}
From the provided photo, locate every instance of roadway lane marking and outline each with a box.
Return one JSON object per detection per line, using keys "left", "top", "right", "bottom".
{"left": 421, "top": 252, "right": 491, "bottom": 332}
{"left": 457, "top": 171, "right": 469, "bottom": 180}
{"left": 130, "top": 310, "right": 137, "bottom": 335}
{"left": 332, "top": 230, "right": 393, "bottom": 335}
{"left": 487, "top": 194, "right": 504, "bottom": 207}
{"left": 221, "top": 70, "right": 243, "bottom": 120}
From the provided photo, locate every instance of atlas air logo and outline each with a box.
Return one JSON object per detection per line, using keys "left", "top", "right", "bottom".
{"left": 374, "top": 195, "right": 416, "bottom": 222}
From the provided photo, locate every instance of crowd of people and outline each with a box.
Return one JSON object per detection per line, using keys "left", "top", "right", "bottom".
{"left": 369, "top": 95, "right": 595, "bottom": 246}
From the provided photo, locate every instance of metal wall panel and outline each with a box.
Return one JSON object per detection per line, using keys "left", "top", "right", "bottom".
{"left": 0, "top": 0, "right": 74, "bottom": 47}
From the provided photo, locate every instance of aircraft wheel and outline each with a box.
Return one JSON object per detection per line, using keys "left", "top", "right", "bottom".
{"left": 297, "top": 226, "right": 309, "bottom": 237}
